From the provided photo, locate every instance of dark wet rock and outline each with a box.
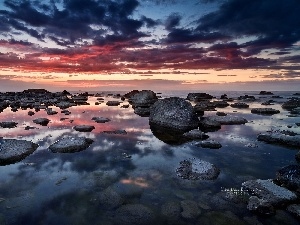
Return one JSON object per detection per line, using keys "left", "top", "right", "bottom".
{"left": 290, "top": 107, "right": 300, "bottom": 115}
{"left": 296, "top": 151, "right": 300, "bottom": 162}
{"left": 186, "top": 93, "right": 213, "bottom": 101}
{"left": 102, "top": 130, "right": 127, "bottom": 135}
{"left": 61, "top": 109, "right": 71, "bottom": 115}
{"left": 55, "top": 101, "right": 75, "bottom": 109}
{"left": 49, "top": 137, "right": 93, "bottom": 153}
{"left": 194, "top": 101, "right": 216, "bottom": 112}
{"left": 28, "top": 111, "right": 35, "bottom": 116}
{"left": 0, "top": 121, "right": 18, "bottom": 128}
{"left": 149, "top": 97, "right": 199, "bottom": 132}
{"left": 134, "top": 107, "right": 150, "bottom": 117}
{"left": 282, "top": 98, "right": 300, "bottom": 110}
{"left": 213, "top": 101, "right": 230, "bottom": 108}
{"left": 106, "top": 101, "right": 121, "bottom": 106}
{"left": 230, "top": 102, "right": 249, "bottom": 108}
{"left": 24, "top": 126, "right": 36, "bottom": 130}
{"left": 176, "top": 158, "right": 220, "bottom": 180}
{"left": 183, "top": 129, "right": 209, "bottom": 140}
{"left": 161, "top": 201, "right": 181, "bottom": 222}
{"left": 220, "top": 94, "right": 228, "bottom": 99}
{"left": 197, "top": 140, "right": 222, "bottom": 149}
{"left": 259, "top": 91, "right": 274, "bottom": 95}
{"left": 257, "top": 131, "right": 300, "bottom": 148}
{"left": 96, "top": 97, "right": 104, "bottom": 101}
{"left": 242, "top": 179, "right": 297, "bottom": 208}
{"left": 199, "top": 117, "right": 222, "bottom": 132}
{"left": 180, "top": 200, "right": 201, "bottom": 220}
{"left": 247, "top": 196, "right": 275, "bottom": 215}
{"left": 276, "top": 165, "right": 300, "bottom": 191}
{"left": 261, "top": 100, "right": 275, "bottom": 105}
{"left": 33, "top": 118, "right": 50, "bottom": 126}
{"left": 114, "top": 204, "right": 155, "bottom": 225}
{"left": 251, "top": 108, "right": 280, "bottom": 115}
{"left": 46, "top": 108, "right": 58, "bottom": 115}
{"left": 238, "top": 95, "right": 256, "bottom": 101}
{"left": 216, "top": 111, "right": 227, "bottom": 116}
{"left": 121, "top": 104, "right": 130, "bottom": 108}
{"left": 201, "top": 115, "right": 247, "bottom": 126}
{"left": 129, "top": 90, "right": 158, "bottom": 108}
{"left": 97, "top": 188, "right": 124, "bottom": 210}
{"left": 92, "top": 117, "right": 110, "bottom": 123}
{"left": 73, "top": 125, "right": 95, "bottom": 132}
{"left": 150, "top": 124, "right": 189, "bottom": 145}
{"left": 287, "top": 204, "right": 300, "bottom": 218}
{"left": 124, "top": 90, "right": 140, "bottom": 99}
{"left": 0, "top": 139, "right": 38, "bottom": 166}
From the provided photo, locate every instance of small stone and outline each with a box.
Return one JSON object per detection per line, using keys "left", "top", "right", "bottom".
{"left": 0, "top": 122, "right": 18, "bottom": 128}
{"left": 49, "top": 137, "right": 93, "bottom": 153}
{"left": 73, "top": 125, "right": 95, "bottom": 132}
{"left": 183, "top": 129, "right": 209, "bottom": 140}
{"left": 197, "top": 140, "right": 222, "bottom": 149}
{"left": 92, "top": 117, "right": 110, "bottom": 123}
{"left": 102, "top": 130, "right": 127, "bottom": 135}
{"left": 33, "top": 118, "right": 50, "bottom": 126}
{"left": 28, "top": 111, "right": 35, "bottom": 116}
{"left": 251, "top": 108, "right": 280, "bottom": 115}
{"left": 106, "top": 101, "right": 121, "bottom": 106}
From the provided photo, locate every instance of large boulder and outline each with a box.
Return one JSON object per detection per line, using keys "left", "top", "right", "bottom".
{"left": 49, "top": 137, "right": 93, "bottom": 153}
{"left": 149, "top": 97, "right": 199, "bottom": 132}
{"left": 0, "top": 139, "right": 38, "bottom": 165}
{"left": 129, "top": 90, "right": 158, "bottom": 108}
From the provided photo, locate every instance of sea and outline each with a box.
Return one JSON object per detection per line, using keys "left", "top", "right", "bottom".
{"left": 0, "top": 90, "right": 299, "bottom": 225}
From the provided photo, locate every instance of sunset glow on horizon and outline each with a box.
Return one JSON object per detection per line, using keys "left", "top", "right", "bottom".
{"left": 0, "top": 0, "right": 300, "bottom": 92}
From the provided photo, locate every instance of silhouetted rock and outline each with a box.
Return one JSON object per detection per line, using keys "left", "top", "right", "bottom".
{"left": 187, "top": 93, "right": 213, "bottom": 101}
{"left": 102, "top": 130, "right": 127, "bottom": 135}
{"left": 251, "top": 108, "right": 280, "bottom": 115}
{"left": 216, "top": 111, "right": 227, "bottom": 116}
{"left": 92, "top": 117, "right": 110, "bottom": 123}
{"left": 282, "top": 98, "right": 300, "bottom": 110}
{"left": 33, "top": 118, "right": 50, "bottom": 126}
{"left": 259, "top": 91, "right": 274, "bottom": 95}
{"left": 73, "top": 125, "right": 95, "bottom": 132}
{"left": 124, "top": 90, "right": 140, "bottom": 99}
{"left": 49, "top": 137, "right": 93, "bottom": 153}
{"left": 129, "top": 90, "right": 158, "bottom": 108}
{"left": 28, "top": 111, "right": 35, "bottom": 116}
{"left": 230, "top": 102, "right": 249, "bottom": 108}
{"left": 238, "top": 95, "right": 256, "bottom": 101}
{"left": 106, "top": 101, "right": 121, "bottom": 106}
{"left": 176, "top": 158, "right": 220, "bottom": 180}
{"left": 149, "top": 97, "right": 199, "bottom": 132}
{"left": 197, "top": 140, "right": 222, "bottom": 149}
{"left": 0, "top": 121, "right": 18, "bottom": 128}
{"left": 194, "top": 101, "right": 216, "bottom": 112}
{"left": 134, "top": 107, "right": 151, "bottom": 117}
{"left": 0, "top": 139, "right": 38, "bottom": 166}
{"left": 257, "top": 131, "right": 300, "bottom": 147}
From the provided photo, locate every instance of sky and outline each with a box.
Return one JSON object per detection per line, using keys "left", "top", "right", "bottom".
{"left": 0, "top": 0, "right": 300, "bottom": 92}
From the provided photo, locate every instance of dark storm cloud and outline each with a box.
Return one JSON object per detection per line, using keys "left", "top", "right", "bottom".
{"left": 165, "top": 13, "right": 181, "bottom": 30}
{"left": 0, "top": 0, "right": 151, "bottom": 46}
{"left": 197, "top": 0, "right": 300, "bottom": 52}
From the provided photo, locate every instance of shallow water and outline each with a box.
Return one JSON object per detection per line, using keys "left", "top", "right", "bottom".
{"left": 0, "top": 90, "right": 299, "bottom": 225}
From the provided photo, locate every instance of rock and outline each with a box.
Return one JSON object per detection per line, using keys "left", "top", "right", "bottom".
{"left": 257, "top": 131, "right": 300, "bottom": 147}
{"left": 124, "top": 90, "right": 140, "bottom": 99}
{"left": 73, "top": 125, "right": 95, "bottom": 132}
{"left": 33, "top": 118, "right": 50, "bottom": 126}
{"left": 24, "top": 126, "right": 36, "bottom": 130}
{"left": 46, "top": 108, "right": 58, "bottom": 115}
{"left": 296, "top": 151, "right": 300, "bottom": 162}
{"left": 261, "top": 100, "right": 275, "bottom": 105}
{"left": 97, "top": 188, "right": 124, "bottom": 210}
{"left": 247, "top": 196, "right": 275, "bottom": 215}
{"left": 134, "top": 107, "right": 151, "bottom": 117}
{"left": 180, "top": 200, "right": 201, "bottom": 220}
{"left": 201, "top": 115, "right": 247, "bottom": 126}
{"left": 238, "top": 95, "right": 256, "bottom": 101}
{"left": 161, "top": 201, "right": 181, "bottom": 222}
{"left": 176, "top": 158, "right": 220, "bottom": 180}
{"left": 149, "top": 97, "right": 199, "bottom": 132}
{"left": 28, "top": 111, "right": 35, "bottom": 116}
{"left": 61, "top": 109, "right": 71, "bottom": 115}
{"left": 276, "top": 165, "right": 300, "bottom": 191}
{"left": 194, "top": 101, "right": 216, "bottom": 112}
{"left": 216, "top": 111, "right": 227, "bottom": 116}
{"left": 259, "top": 91, "right": 274, "bottom": 95}
{"left": 213, "top": 101, "right": 230, "bottom": 108}
{"left": 282, "top": 98, "right": 300, "bottom": 110}
{"left": 0, "top": 139, "right": 38, "bottom": 166}
{"left": 197, "top": 140, "right": 222, "bottom": 149}
{"left": 106, "top": 101, "right": 121, "bottom": 106}
{"left": 55, "top": 101, "right": 75, "bottom": 109}
{"left": 129, "top": 90, "right": 158, "bottom": 108}
{"left": 183, "top": 129, "right": 209, "bottom": 140}
{"left": 251, "top": 108, "right": 280, "bottom": 115}
{"left": 242, "top": 179, "right": 297, "bottom": 207}
{"left": 230, "top": 102, "right": 249, "bottom": 108}
{"left": 199, "top": 117, "right": 222, "bottom": 132}
{"left": 287, "top": 204, "right": 300, "bottom": 218}
{"left": 49, "top": 137, "right": 93, "bottom": 153}
{"left": 114, "top": 204, "right": 155, "bottom": 225}
{"left": 121, "top": 104, "right": 130, "bottom": 108}
{"left": 0, "top": 121, "right": 18, "bottom": 128}
{"left": 290, "top": 107, "right": 300, "bottom": 115}
{"left": 102, "top": 130, "right": 127, "bottom": 135}
{"left": 186, "top": 93, "right": 213, "bottom": 101}
{"left": 92, "top": 117, "right": 110, "bottom": 123}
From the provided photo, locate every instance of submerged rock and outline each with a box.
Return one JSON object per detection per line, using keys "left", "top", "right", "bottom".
{"left": 0, "top": 139, "right": 38, "bottom": 166}
{"left": 187, "top": 93, "right": 213, "bottom": 101}
{"left": 49, "top": 137, "right": 93, "bottom": 153}
{"left": 242, "top": 179, "right": 297, "bottom": 213}
{"left": 0, "top": 121, "right": 18, "bottom": 128}
{"left": 92, "top": 117, "right": 110, "bottom": 123}
{"left": 161, "top": 201, "right": 181, "bottom": 222}
{"left": 33, "top": 118, "right": 50, "bottom": 126}
{"left": 97, "top": 188, "right": 124, "bottom": 210}
{"left": 114, "top": 204, "right": 155, "bottom": 225}
{"left": 257, "top": 131, "right": 300, "bottom": 148}
{"left": 200, "top": 115, "right": 247, "bottom": 127}
{"left": 176, "top": 158, "right": 220, "bottom": 180}
{"left": 102, "top": 130, "right": 127, "bottom": 135}
{"left": 183, "top": 129, "right": 209, "bottom": 140}
{"left": 149, "top": 97, "right": 199, "bottom": 132}
{"left": 73, "top": 125, "right": 95, "bottom": 132}
{"left": 251, "top": 108, "right": 280, "bottom": 115}
{"left": 276, "top": 165, "right": 300, "bottom": 191}
{"left": 197, "top": 140, "right": 222, "bottom": 149}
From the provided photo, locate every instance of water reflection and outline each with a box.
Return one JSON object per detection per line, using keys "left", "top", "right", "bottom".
{"left": 0, "top": 91, "right": 299, "bottom": 225}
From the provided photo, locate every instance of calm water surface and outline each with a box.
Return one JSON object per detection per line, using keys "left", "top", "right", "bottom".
{"left": 0, "top": 91, "right": 299, "bottom": 225}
